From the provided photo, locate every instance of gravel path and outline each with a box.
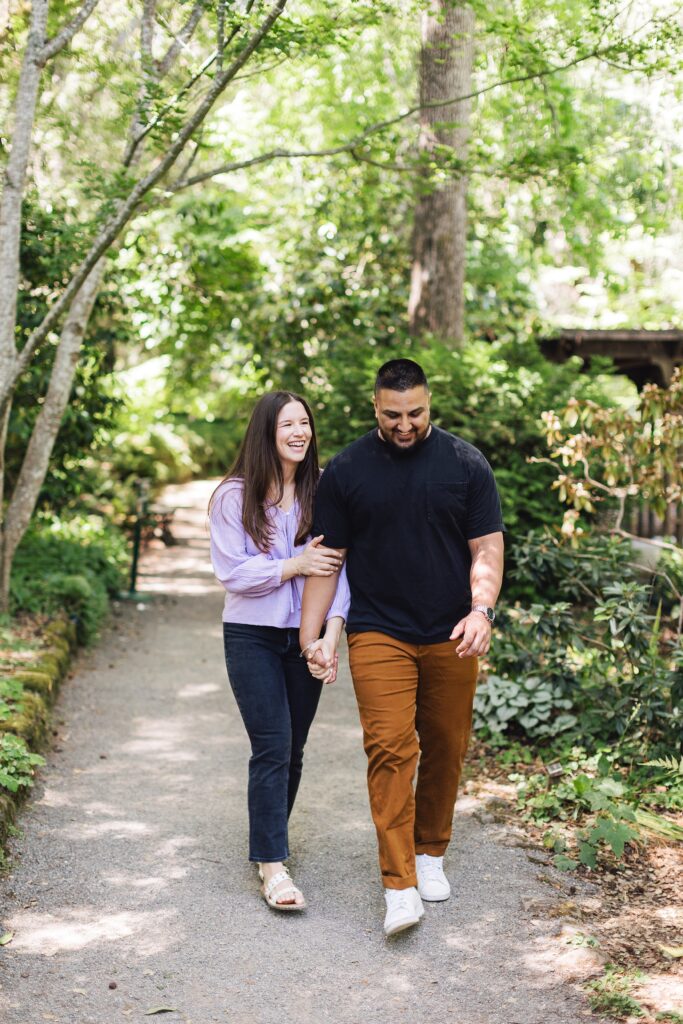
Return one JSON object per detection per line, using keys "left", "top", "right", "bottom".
{"left": 0, "top": 481, "right": 608, "bottom": 1024}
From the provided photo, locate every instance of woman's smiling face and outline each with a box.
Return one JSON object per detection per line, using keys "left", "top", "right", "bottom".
{"left": 275, "top": 400, "right": 312, "bottom": 469}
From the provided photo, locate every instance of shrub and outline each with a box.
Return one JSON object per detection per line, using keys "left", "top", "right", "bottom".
{"left": 491, "top": 529, "right": 682, "bottom": 752}
{"left": 0, "top": 734, "right": 45, "bottom": 794}
{"left": 474, "top": 672, "right": 577, "bottom": 739}
{"left": 10, "top": 514, "right": 128, "bottom": 642}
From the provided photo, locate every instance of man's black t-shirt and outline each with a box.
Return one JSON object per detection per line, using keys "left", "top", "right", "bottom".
{"left": 313, "top": 426, "right": 505, "bottom": 644}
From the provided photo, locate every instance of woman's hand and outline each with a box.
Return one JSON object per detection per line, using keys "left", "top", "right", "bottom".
{"left": 296, "top": 535, "right": 343, "bottom": 577}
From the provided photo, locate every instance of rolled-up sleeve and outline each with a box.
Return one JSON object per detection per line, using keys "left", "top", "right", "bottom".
{"left": 326, "top": 562, "right": 351, "bottom": 622}
{"left": 210, "top": 486, "right": 285, "bottom": 596}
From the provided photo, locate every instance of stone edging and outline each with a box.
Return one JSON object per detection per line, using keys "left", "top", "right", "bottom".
{"left": 0, "top": 617, "right": 78, "bottom": 847}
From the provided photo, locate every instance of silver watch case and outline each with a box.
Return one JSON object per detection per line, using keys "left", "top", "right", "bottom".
{"left": 472, "top": 604, "right": 495, "bottom": 624}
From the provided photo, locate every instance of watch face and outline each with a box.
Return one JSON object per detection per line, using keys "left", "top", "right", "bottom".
{"left": 473, "top": 604, "right": 495, "bottom": 623}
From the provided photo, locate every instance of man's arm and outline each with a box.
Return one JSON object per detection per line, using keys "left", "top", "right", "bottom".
{"left": 450, "top": 531, "right": 504, "bottom": 658}
{"left": 299, "top": 550, "right": 347, "bottom": 652}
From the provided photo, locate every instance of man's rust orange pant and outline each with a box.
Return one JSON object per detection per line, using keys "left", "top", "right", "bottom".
{"left": 347, "top": 631, "right": 478, "bottom": 891}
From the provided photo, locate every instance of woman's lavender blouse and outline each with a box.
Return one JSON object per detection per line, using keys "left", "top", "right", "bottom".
{"left": 209, "top": 480, "right": 350, "bottom": 628}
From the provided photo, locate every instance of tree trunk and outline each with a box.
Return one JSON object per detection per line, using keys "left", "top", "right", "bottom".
{"left": 408, "top": 2, "right": 475, "bottom": 346}
{"left": 0, "top": 262, "right": 104, "bottom": 613}
{"left": 0, "top": 0, "right": 48, "bottom": 409}
{"left": 0, "top": 1, "right": 289, "bottom": 611}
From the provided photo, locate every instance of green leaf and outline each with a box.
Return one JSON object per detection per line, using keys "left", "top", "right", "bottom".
{"left": 578, "top": 841, "right": 598, "bottom": 868}
{"left": 553, "top": 854, "right": 579, "bottom": 871}
{"left": 589, "top": 817, "right": 638, "bottom": 858}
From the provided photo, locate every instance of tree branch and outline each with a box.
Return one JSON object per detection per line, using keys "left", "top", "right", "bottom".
{"left": 126, "top": 0, "right": 259, "bottom": 164}
{"left": 216, "top": 0, "right": 227, "bottom": 73}
{"left": 231, "top": 55, "right": 289, "bottom": 81}
{"left": 166, "top": 40, "right": 644, "bottom": 193}
{"left": 39, "top": 0, "right": 102, "bottom": 65}
{"left": 122, "top": 1, "right": 159, "bottom": 168}
{"left": 0, "top": 0, "right": 289, "bottom": 413}
{"left": 0, "top": 0, "right": 48, "bottom": 390}
{"left": 156, "top": 0, "right": 207, "bottom": 79}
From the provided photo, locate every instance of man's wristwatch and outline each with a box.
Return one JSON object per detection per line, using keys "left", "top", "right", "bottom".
{"left": 472, "top": 604, "right": 496, "bottom": 624}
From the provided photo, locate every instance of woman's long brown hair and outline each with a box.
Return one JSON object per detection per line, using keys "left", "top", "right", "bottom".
{"left": 209, "top": 391, "right": 319, "bottom": 552}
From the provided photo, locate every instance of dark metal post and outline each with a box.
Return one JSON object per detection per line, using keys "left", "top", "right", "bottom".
{"left": 128, "top": 478, "right": 150, "bottom": 595}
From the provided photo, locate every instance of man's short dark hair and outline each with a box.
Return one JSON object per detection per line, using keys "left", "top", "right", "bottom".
{"left": 375, "top": 359, "right": 429, "bottom": 394}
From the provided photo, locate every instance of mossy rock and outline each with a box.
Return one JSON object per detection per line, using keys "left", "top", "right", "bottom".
{"left": 41, "top": 644, "right": 70, "bottom": 676}
{"left": 0, "top": 693, "right": 49, "bottom": 748}
{"left": 0, "top": 792, "right": 16, "bottom": 844}
{"left": 11, "top": 671, "right": 54, "bottom": 700}
{"left": 44, "top": 634, "right": 70, "bottom": 660}
{"left": 44, "top": 617, "right": 77, "bottom": 650}
{"left": 31, "top": 655, "right": 62, "bottom": 683}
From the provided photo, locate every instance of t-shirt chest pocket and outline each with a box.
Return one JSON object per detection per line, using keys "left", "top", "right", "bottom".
{"left": 427, "top": 480, "right": 468, "bottom": 525}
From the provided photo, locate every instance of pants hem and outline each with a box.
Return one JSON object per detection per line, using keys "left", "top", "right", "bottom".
{"left": 382, "top": 876, "right": 418, "bottom": 891}
{"left": 415, "top": 842, "right": 450, "bottom": 856}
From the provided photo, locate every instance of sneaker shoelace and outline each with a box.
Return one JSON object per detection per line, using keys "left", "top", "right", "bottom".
{"left": 386, "top": 890, "right": 414, "bottom": 913}
{"left": 419, "top": 858, "right": 444, "bottom": 882}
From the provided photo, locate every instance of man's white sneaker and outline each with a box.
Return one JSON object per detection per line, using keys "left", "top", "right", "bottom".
{"left": 416, "top": 854, "right": 451, "bottom": 902}
{"left": 383, "top": 886, "right": 424, "bottom": 937}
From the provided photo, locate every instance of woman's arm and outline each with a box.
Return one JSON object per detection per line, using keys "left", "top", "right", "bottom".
{"left": 210, "top": 488, "right": 343, "bottom": 596}
{"left": 210, "top": 488, "right": 286, "bottom": 597}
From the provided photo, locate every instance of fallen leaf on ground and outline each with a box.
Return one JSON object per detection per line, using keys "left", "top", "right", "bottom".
{"left": 0, "top": 932, "right": 13, "bottom": 945}
{"left": 549, "top": 900, "right": 577, "bottom": 918}
{"left": 144, "top": 1009, "right": 177, "bottom": 1016}
{"left": 659, "top": 944, "right": 683, "bottom": 958}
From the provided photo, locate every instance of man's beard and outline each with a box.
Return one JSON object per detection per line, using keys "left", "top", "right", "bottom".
{"left": 378, "top": 423, "right": 431, "bottom": 452}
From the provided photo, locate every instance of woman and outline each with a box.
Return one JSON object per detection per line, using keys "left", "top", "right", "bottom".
{"left": 209, "top": 391, "right": 348, "bottom": 912}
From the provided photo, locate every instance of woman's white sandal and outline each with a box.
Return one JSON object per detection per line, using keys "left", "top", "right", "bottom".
{"left": 258, "top": 866, "right": 306, "bottom": 912}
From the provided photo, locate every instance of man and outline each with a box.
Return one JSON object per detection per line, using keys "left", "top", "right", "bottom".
{"left": 300, "top": 358, "right": 504, "bottom": 937}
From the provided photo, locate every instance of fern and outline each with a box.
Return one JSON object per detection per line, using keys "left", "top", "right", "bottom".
{"left": 643, "top": 756, "right": 683, "bottom": 777}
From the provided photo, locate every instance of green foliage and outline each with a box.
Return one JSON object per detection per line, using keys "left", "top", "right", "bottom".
{"left": 6, "top": 0, "right": 683, "bottom": 634}
{"left": 0, "top": 735, "right": 45, "bottom": 795}
{"left": 514, "top": 745, "right": 683, "bottom": 869}
{"left": 496, "top": 529, "right": 682, "bottom": 751}
{"left": 474, "top": 672, "right": 577, "bottom": 739}
{"left": 540, "top": 371, "right": 683, "bottom": 535}
{"left": 643, "top": 755, "right": 683, "bottom": 778}
{"left": 0, "top": 679, "right": 25, "bottom": 723}
{"left": 517, "top": 751, "right": 640, "bottom": 869}
{"left": 7, "top": 196, "right": 126, "bottom": 512}
{"left": 10, "top": 516, "right": 128, "bottom": 643}
{"left": 586, "top": 966, "right": 645, "bottom": 1019}
{"left": 108, "top": 415, "right": 200, "bottom": 490}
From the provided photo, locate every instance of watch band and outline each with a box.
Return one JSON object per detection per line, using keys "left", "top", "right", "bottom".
{"left": 472, "top": 604, "right": 495, "bottom": 624}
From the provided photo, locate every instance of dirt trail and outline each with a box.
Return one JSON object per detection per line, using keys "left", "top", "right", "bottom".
{"left": 0, "top": 481, "right": 609, "bottom": 1024}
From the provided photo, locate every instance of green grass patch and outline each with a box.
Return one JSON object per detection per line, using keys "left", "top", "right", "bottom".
{"left": 586, "top": 966, "right": 645, "bottom": 1018}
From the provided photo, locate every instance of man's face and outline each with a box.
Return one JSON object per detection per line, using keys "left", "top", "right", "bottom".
{"left": 373, "top": 385, "right": 431, "bottom": 450}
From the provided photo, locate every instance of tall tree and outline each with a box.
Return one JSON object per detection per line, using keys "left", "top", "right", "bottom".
{"left": 408, "top": 1, "right": 475, "bottom": 345}
{"left": 0, "top": 0, "right": 290, "bottom": 610}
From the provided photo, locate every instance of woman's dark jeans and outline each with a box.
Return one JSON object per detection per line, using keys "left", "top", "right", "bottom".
{"left": 223, "top": 622, "right": 323, "bottom": 863}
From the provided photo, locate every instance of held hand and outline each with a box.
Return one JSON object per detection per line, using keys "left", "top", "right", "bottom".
{"left": 450, "top": 612, "right": 492, "bottom": 658}
{"left": 303, "top": 638, "right": 338, "bottom": 684}
{"left": 297, "top": 536, "right": 343, "bottom": 577}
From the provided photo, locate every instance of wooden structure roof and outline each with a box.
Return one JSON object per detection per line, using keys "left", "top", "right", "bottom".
{"left": 540, "top": 329, "right": 683, "bottom": 388}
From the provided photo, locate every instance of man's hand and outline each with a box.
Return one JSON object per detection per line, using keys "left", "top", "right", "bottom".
{"left": 303, "top": 637, "right": 338, "bottom": 684}
{"left": 450, "top": 611, "right": 492, "bottom": 658}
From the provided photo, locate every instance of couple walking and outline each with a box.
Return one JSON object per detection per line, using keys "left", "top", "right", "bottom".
{"left": 209, "top": 358, "right": 505, "bottom": 937}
